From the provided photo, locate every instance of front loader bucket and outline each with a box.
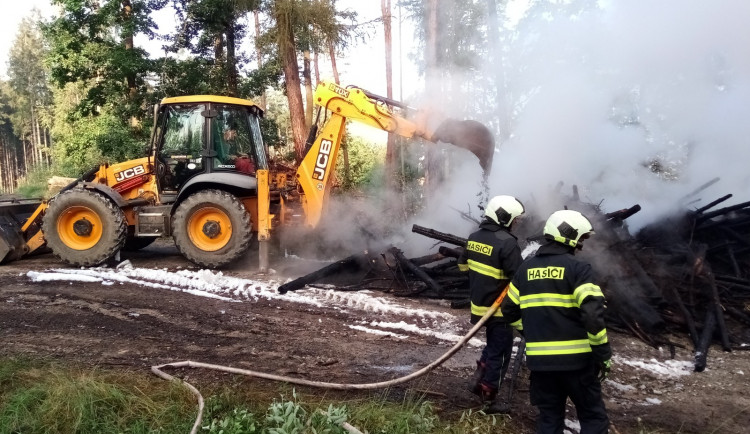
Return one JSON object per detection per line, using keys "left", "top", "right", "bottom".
{"left": 431, "top": 119, "right": 495, "bottom": 175}
{"left": 0, "top": 199, "right": 43, "bottom": 264}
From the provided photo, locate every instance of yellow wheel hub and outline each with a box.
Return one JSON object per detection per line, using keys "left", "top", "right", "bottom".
{"left": 187, "top": 206, "right": 232, "bottom": 252}
{"left": 57, "top": 206, "right": 103, "bottom": 251}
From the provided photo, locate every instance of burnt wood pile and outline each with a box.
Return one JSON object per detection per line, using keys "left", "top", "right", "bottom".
{"left": 631, "top": 195, "right": 750, "bottom": 370}
{"left": 277, "top": 224, "right": 472, "bottom": 301}
{"left": 278, "top": 191, "right": 750, "bottom": 371}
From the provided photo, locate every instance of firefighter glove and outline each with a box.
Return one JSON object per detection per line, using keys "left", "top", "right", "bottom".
{"left": 597, "top": 359, "right": 611, "bottom": 382}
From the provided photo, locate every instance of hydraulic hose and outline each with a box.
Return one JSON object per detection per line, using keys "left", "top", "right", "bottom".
{"left": 151, "top": 286, "right": 510, "bottom": 434}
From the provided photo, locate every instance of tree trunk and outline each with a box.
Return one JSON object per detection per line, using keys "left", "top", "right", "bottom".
{"left": 121, "top": 0, "right": 136, "bottom": 98}
{"left": 34, "top": 111, "right": 43, "bottom": 166}
{"left": 313, "top": 50, "right": 320, "bottom": 85}
{"left": 342, "top": 139, "right": 350, "bottom": 188}
{"left": 303, "top": 49, "right": 314, "bottom": 129}
{"left": 254, "top": 10, "right": 267, "bottom": 110}
{"left": 214, "top": 34, "right": 224, "bottom": 62}
{"left": 425, "top": 0, "right": 439, "bottom": 87}
{"left": 276, "top": 7, "right": 308, "bottom": 161}
{"left": 121, "top": 0, "right": 139, "bottom": 127}
{"left": 424, "top": 0, "right": 440, "bottom": 192}
{"left": 0, "top": 133, "right": 6, "bottom": 191}
{"left": 486, "top": 0, "right": 509, "bottom": 143}
{"left": 2, "top": 135, "right": 8, "bottom": 190}
{"left": 327, "top": 40, "right": 340, "bottom": 85}
{"left": 43, "top": 123, "right": 49, "bottom": 167}
{"left": 226, "top": 17, "right": 238, "bottom": 97}
{"left": 327, "top": 37, "right": 345, "bottom": 179}
{"left": 382, "top": 0, "right": 396, "bottom": 184}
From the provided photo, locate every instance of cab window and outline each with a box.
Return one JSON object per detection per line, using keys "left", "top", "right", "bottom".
{"left": 212, "top": 105, "right": 258, "bottom": 175}
{"left": 158, "top": 104, "right": 205, "bottom": 191}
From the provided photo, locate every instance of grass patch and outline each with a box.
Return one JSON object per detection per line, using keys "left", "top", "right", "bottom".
{"left": 0, "top": 357, "right": 518, "bottom": 433}
{"left": 14, "top": 166, "right": 55, "bottom": 199}
{"left": 0, "top": 357, "right": 195, "bottom": 434}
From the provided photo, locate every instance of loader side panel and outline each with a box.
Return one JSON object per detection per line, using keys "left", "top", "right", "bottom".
{"left": 175, "top": 172, "right": 257, "bottom": 202}
{"left": 0, "top": 199, "right": 45, "bottom": 263}
{"left": 295, "top": 115, "right": 346, "bottom": 228}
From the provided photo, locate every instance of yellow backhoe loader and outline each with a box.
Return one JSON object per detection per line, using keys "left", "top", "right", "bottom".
{"left": 0, "top": 81, "right": 494, "bottom": 271}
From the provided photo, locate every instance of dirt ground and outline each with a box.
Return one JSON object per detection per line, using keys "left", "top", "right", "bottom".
{"left": 0, "top": 240, "right": 748, "bottom": 434}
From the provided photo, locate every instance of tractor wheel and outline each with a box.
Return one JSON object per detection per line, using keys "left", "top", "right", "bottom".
{"left": 42, "top": 189, "right": 127, "bottom": 266}
{"left": 172, "top": 189, "right": 252, "bottom": 268}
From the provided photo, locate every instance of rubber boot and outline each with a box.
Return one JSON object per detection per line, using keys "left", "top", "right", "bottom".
{"left": 467, "top": 360, "right": 486, "bottom": 396}
{"left": 471, "top": 382, "right": 497, "bottom": 403}
{"left": 484, "top": 399, "right": 511, "bottom": 414}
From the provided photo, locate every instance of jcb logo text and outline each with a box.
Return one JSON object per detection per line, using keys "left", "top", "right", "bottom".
{"left": 312, "top": 139, "right": 333, "bottom": 181}
{"left": 114, "top": 165, "right": 145, "bottom": 182}
{"left": 527, "top": 266, "right": 565, "bottom": 280}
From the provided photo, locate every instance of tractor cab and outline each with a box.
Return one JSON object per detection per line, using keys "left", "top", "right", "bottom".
{"left": 150, "top": 95, "right": 268, "bottom": 201}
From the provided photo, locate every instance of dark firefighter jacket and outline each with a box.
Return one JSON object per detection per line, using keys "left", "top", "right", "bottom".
{"left": 458, "top": 220, "right": 522, "bottom": 325}
{"left": 500, "top": 241, "right": 612, "bottom": 371}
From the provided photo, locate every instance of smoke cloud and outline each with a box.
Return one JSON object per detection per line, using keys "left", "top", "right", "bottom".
{"left": 418, "top": 0, "right": 750, "bottom": 233}
{"left": 301, "top": 1, "right": 750, "bottom": 260}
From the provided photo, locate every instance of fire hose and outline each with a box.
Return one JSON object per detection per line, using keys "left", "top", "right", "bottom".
{"left": 151, "top": 287, "right": 510, "bottom": 434}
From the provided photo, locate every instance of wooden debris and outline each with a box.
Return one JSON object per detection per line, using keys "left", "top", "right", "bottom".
{"left": 388, "top": 246, "right": 444, "bottom": 296}
{"left": 278, "top": 253, "right": 371, "bottom": 294}
{"left": 411, "top": 224, "right": 467, "bottom": 247}
{"left": 277, "top": 184, "right": 750, "bottom": 373}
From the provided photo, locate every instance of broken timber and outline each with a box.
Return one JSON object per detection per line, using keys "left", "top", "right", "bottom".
{"left": 277, "top": 253, "right": 368, "bottom": 294}
{"left": 411, "top": 224, "right": 467, "bottom": 247}
{"left": 388, "top": 246, "right": 445, "bottom": 296}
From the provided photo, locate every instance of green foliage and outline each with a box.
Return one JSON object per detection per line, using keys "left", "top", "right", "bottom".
{"left": 263, "top": 87, "right": 293, "bottom": 154}
{"left": 202, "top": 407, "right": 258, "bottom": 433}
{"left": 0, "top": 357, "right": 525, "bottom": 433}
{"left": 311, "top": 404, "right": 349, "bottom": 434}
{"left": 239, "top": 57, "right": 282, "bottom": 99}
{"left": 201, "top": 390, "right": 349, "bottom": 434}
{"left": 6, "top": 11, "right": 51, "bottom": 142}
{"left": 44, "top": 0, "right": 160, "bottom": 121}
{"left": 48, "top": 82, "right": 145, "bottom": 177}
{"left": 335, "top": 130, "right": 386, "bottom": 191}
{"left": 265, "top": 389, "right": 307, "bottom": 434}
{"left": 441, "top": 408, "right": 502, "bottom": 433}
{"left": 0, "top": 357, "right": 195, "bottom": 434}
{"left": 15, "top": 166, "right": 55, "bottom": 199}
{"left": 349, "top": 396, "right": 437, "bottom": 434}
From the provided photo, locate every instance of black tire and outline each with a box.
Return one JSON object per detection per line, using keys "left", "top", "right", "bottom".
{"left": 42, "top": 189, "right": 127, "bottom": 266}
{"left": 172, "top": 189, "right": 253, "bottom": 268}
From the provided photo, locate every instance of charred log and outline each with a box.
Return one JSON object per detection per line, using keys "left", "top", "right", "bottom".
{"left": 411, "top": 224, "right": 467, "bottom": 247}
{"left": 278, "top": 253, "right": 371, "bottom": 294}
{"left": 409, "top": 252, "right": 447, "bottom": 266}
{"left": 438, "top": 246, "right": 463, "bottom": 258}
{"left": 388, "top": 247, "right": 444, "bottom": 296}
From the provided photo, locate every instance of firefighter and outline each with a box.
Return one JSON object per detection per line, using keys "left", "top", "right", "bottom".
{"left": 458, "top": 195, "right": 525, "bottom": 414}
{"left": 501, "top": 210, "right": 611, "bottom": 434}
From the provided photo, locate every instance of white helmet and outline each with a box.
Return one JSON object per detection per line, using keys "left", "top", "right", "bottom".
{"left": 484, "top": 195, "right": 525, "bottom": 227}
{"left": 543, "top": 210, "right": 595, "bottom": 248}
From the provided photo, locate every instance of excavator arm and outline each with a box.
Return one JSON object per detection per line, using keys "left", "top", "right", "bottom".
{"left": 294, "top": 81, "right": 495, "bottom": 228}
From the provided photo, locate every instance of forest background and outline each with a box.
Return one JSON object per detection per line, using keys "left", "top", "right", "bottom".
{"left": 0, "top": 0, "right": 537, "bottom": 201}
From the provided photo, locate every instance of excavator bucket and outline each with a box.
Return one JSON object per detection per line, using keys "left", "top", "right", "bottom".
{"left": 431, "top": 118, "right": 495, "bottom": 175}
{"left": 0, "top": 199, "right": 42, "bottom": 264}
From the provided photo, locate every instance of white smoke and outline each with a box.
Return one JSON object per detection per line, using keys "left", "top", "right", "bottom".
{"left": 414, "top": 0, "right": 750, "bottom": 232}
{"left": 303, "top": 0, "right": 750, "bottom": 259}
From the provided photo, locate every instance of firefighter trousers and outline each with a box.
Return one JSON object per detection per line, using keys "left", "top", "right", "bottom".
{"left": 529, "top": 364, "right": 609, "bottom": 434}
{"left": 479, "top": 321, "right": 514, "bottom": 391}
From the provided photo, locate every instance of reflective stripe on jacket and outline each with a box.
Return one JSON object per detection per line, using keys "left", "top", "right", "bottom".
{"left": 501, "top": 242, "right": 612, "bottom": 371}
{"left": 458, "top": 220, "right": 522, "bottom": 324}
